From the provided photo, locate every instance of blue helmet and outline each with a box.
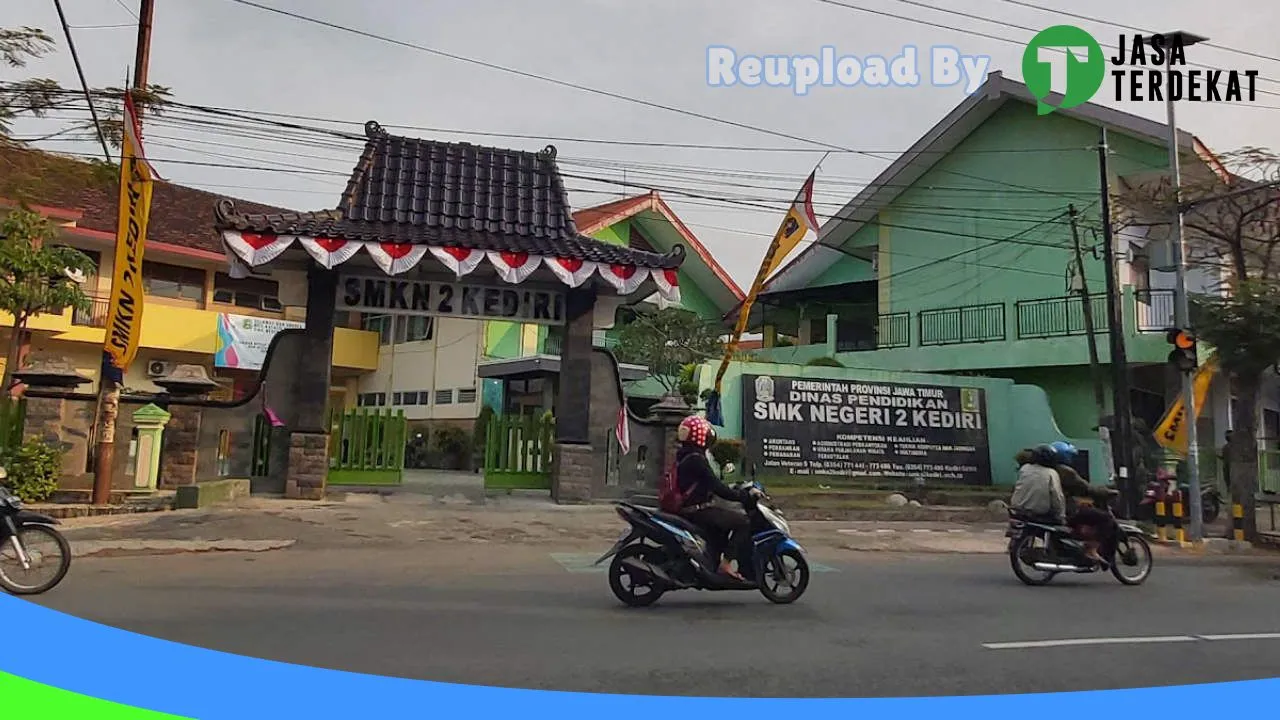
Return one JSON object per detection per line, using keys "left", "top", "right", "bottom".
{"left": 1049, "top": 441, "right": 1078, "bottom": 465}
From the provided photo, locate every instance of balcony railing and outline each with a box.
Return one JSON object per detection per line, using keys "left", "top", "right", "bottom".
{"left": 72, "top": 295, "right": 110, "bottom": 328}
{"left": 834, "top": 312, "right": 910, "bottom": 352}
{"left": 1015, "top": 294, "right": 1109, "bottom": 339}
{"left": 918, "top": 302, "right": 1005, "bottom": 346}
{"left": 1135, "top": 289, "right": 1176, "bottom": 332}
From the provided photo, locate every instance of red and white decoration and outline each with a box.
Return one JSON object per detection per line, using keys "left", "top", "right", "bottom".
{"left": 217, "top": 230, "right": 681, "bottom": 302}
{"left": 615, "top": 406, "right": 631, "bottom": 456}
{"left": 487, "top": 251, "right": 541, "bottom": 284}
{"left": 367, "top": 242, "right": 430, "bottom": 276}
{"left": 543, "top": 256, "right": 598, "bottom": 288}
{"left": 430, "top": 246, "right": 485, "bottom": 278}
{"left": 597, "top": 263, "right": 648, "bottom": 295}
{"left": 299, "top": 237, "right": 362, "bottom": 270}
{"left": 223, "top": 231, "right": 296, "bottom": 267}
{"left": 649, "top": 268, "right": 681, "bottom": 304}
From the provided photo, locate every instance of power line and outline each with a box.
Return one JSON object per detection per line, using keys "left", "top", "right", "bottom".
{"left": 50, "top": 0, "right": 112, "bottom": 161}
{"left": 112, "top": 0, "right": 139, "bottom": 20}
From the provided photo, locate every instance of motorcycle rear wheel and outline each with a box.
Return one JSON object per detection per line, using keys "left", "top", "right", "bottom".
{"left": 0, "top": 524, "right": 71, "bottom": 596}
{"left": 1010, "top": 534, "right": 1056, "bottom": 586}
{"left": 608, "top": 544, "right": 666, "bottom": 607}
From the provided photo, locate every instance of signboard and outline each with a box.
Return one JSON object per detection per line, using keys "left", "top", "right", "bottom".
{"left": 741, "top": 375, "right": 992, "bottom": 485}
{"left": 337, "top": 275, "right": 565, "bottom": 325}
{"left": 214, "top": 313, "right": 303, "bottom": 371}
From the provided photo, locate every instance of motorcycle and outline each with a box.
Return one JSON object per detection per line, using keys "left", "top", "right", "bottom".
{"left": 595, "top": 478, "right": 809, "bottom": 607}
{"left": 1134, "top": 471, "right": 1221, "bottom": 525}
{"left": 0, "top": 467, "right": 72, "bottom": 595}
{"left": 1005, "top": 492, "right": 1154, "bottom": 587}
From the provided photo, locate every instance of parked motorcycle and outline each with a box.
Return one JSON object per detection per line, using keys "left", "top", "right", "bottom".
{"left": 1133, "top": 470, "right": 1221, "bottom": 525}
{"left": 595, "top": 479, "right": 809, "bottom": 607}
{"left": 0, "top": 467, "right": 72, "bottom": 595}
{"left": 1006, "top": 492, "right": 1154, "bottom": 586}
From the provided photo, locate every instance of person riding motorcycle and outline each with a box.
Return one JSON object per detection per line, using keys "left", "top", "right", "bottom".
{"left": 1046, "top": 441, "right": 1119, "bottom": 566}
{"left": 674, "top": 415, "right": 760, "bottom": 580}
{"left": 1010, "top": 444, "right": 1067, "bottom": 526}
{"left": 1011, "top": 442, "right": 1116, "bottom": 567}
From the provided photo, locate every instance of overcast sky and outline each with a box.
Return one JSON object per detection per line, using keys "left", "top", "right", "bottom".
{"left": 7, "top": 0, "right": 1280, "bottom": 288}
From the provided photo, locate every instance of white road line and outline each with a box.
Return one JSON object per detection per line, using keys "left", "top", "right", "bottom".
{"left": 1196, "top": 633, "right": 1280, "bottom": 641}
{"left": 983, "top": 636, "right": 1198, "bottom": 650}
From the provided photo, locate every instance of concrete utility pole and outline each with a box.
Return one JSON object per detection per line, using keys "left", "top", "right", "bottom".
{"left": 90, "top": 0, "right": 155, "bottom": 505}
{"left": 1155, "top": 30, "right": 1209, "bottom": 542}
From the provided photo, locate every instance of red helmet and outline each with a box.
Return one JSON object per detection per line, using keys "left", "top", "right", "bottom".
{"left": 677, "top": 415, "right": 716, "bottom": 448}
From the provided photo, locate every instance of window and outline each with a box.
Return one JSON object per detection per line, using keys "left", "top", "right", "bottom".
{"left": 362, "top": 315, "right": 393, "bottom": 345}
{"left": 402, "top": 392, "right": 419, "bottom": 406}
{"left": 394, "top": 316, "right": 434, "bottom": 344}
{"left": 457, "top": 388, "right": 477, "bottom": 403}
{"left": 142, "top": 261, "right": 205, "bottom": 301}
{"left": 212, "top": 272, "right": 282, "bottom": 311}
{"left": 435, "top": 389, "right": 454, "bottom": 405}
{"left": 392, "top": 392, "right": 403, "bottom": 405}
{"left": 417, "top": 391, "right": 431, "bottom": 405}
{"left": 358, "top": 392, "right": 387, "bottom": 407}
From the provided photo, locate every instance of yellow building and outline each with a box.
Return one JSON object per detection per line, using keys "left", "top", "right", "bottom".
{"left": 0, "top": 145, "right": 379, "bottom": 483}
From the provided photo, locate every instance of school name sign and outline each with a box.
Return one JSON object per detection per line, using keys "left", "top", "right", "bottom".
{"left": 337, "top": 275, "right": 565, "bottom": 324}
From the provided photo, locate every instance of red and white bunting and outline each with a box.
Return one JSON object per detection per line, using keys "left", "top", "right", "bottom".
{"left": 222, "top": 231, "right": 295, "bottom": 267}
{"left": 366, "top": 242, "right": 429, "bottom": 276}
{"left": 650, "top": 268, "right": 681, "bottom": 303}
{"left": 299, "top": 237, "right": 362, "bottom": 270}
{"left": 430, "top": 246, "right": 485, "bottom": 278}
{"left": 598, "top": 263, "right": 647, "bottom": 295}
{"left": 222, "top": 241, "right": 252, "bottom": 279}
{"left": 488, "top": 251, "right": 541, "bottom": 284}
{"left": 543, "top": 256, "right": 598, "bottom": 288}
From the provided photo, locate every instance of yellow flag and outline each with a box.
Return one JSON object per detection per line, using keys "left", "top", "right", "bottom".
{"left": 101, "top": 94, "right": 155, "bottom": 384}
{"left": 713, "top": 170, "right": 820, "bottom": 392}
{"left": 1153, "top": 355, "right": 1218, "bottom": 455}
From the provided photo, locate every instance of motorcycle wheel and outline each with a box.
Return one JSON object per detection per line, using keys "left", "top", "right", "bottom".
{"left": 758, "top": 548, "right": 809, "bottom": 604}
{"left": 1009, "top": 534, "right": 1056, "bottom": 586}
{"left": 1110, "top": 533, "right": 1153, "bottom": 586}
{"left": 0, "top": 524, "right": 72, "bottom": 596}
{"left": 608, "top": 544, "right": 666, "bottom": 607}
{"left": 1201, "top": 495, "right": 1221, "bottom": 525}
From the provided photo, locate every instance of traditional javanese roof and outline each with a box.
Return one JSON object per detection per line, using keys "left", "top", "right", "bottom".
{"left": 213, "top": 122, "right": 684, "bottom": 300}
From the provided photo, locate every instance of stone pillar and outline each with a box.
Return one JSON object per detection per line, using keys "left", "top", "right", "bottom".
{"left": 286, "top": 266, "right": 337, "bottom": 500}
{"left": 158, "top": 405, "right": 201, "bottom": 488}
{"left": 130, "top": 404, "right": 170, "bottom": 491}
{"left": 552, "top": 285, "right": 597, "bottom": 504}
{"left": 22, "top": 397, "right": 63, "bottom": 447}
{"left": 650, "top": 394, "right": 692, "bottom": 475}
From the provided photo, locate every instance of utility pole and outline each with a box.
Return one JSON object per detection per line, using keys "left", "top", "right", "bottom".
{"left": 1069, "top": 205, "right": 1108, "bottom": 418}
{"left": 90, "top": 0, "right": 155, "bottom": 505}
{"left": 1098, "top": 127, "right": 1137, "bottom": 517}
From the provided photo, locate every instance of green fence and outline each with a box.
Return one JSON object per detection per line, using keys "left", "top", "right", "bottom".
{"left": 0, "top": 399, "right": 26, "bottom": 456}
{"left": 1260, "top": 450, "right": 1280, "bottom": 495}
{"left": 327, "top": 408, "right": 407, "bottom": 486}
{"left": 484, "top": 413, "right": 555, "bottom": 490}
{"left": 250, "top": 413, "right": 271, "bottom": 477}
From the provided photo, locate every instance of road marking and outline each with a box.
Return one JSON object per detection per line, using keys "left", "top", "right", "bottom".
{"left": 983, "top": 633, "right": 1280, "bottom": 650}
{"left": 550, "top": 553, "right": 838, "bottom": 573}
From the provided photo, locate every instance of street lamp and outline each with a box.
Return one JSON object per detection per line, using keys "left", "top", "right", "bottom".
{"left": 1151, "top": 30, "right": 1209, "bottom": 542}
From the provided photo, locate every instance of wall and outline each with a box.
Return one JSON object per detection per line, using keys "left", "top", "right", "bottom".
{"left": 698, "top": 359, "right": 1107, "bottom": 485}
{"left": 356, "top": 316, "right": 484, "bottom": 421}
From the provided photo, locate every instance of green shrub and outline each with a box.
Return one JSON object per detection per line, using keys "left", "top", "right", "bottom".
{"left": 0, "top": 440, "right": 62, "bottom": 503}
{"left": 710, "top": 438, "right": 745, "bottom": 469}
{"left": 433, "top": 426, "right": 471, "bottom": 456}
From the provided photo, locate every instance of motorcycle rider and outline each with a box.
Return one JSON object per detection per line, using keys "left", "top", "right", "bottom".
{"left": 674, "top": 415, "right": 759, "bottom": 580}
{"left": 1010, "top": 444, "right": 1067, "bottom": 527}
{"left": 1047, "top": 441, "right": 1117, "bottom": 567}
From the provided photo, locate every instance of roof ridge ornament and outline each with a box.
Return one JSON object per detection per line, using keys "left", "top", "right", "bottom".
{"left": 213, "top": 198, "right": 236, "bottom": 223}
{"left": 364, "top": 120, "right": 388, "bottom": 139}
{"left": 541, "top": 144, "right": 557, "bottom": 159}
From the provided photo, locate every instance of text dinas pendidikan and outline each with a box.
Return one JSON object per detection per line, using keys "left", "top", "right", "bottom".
{"left": 751, "top": 380, "right": 982, "bottom": 430}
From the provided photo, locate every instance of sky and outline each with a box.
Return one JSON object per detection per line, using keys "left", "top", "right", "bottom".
{"left": 6, "top": 0, "right": 1280, "bottom": 290}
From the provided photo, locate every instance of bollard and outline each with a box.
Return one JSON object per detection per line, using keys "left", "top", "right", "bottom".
{"left": 1232, "top": 503, "right": 1246, "bottom": 542}
{"left": 1172, "top": 501, "right": 1186, "bottom": 544}
{"left": 1155, "top": 501, "right": 1169, "bottom": 542}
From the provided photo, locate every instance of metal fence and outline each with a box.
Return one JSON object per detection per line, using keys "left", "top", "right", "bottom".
{"left": 918, "top": 302, "right": 1006, "bottom": 346}
{"left": 1135, "top": 289, "right": 1176, "bottom": 332}
{"left": 1015, "top": 294, "right": 1110, "bottom": 339}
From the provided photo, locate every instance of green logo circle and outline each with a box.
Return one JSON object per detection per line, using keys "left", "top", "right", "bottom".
{"left": 1022, "top": 25, "right": 1105, "bottom": 115}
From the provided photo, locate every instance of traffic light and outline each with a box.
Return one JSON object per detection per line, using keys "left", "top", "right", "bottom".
{"left": 1166, "top": 328, "right": 1198, "bottom": 372}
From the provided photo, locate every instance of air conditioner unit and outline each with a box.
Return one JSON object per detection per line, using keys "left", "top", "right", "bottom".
{"left": 146, "top": 360, "right": 171, "bottom": 378}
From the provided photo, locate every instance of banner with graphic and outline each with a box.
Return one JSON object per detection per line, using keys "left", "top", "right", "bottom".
{"left": 101, "top": 94, "right": 155, "bottom": 384}
{"left": 1153, "top": 356, "right": 1219, "bottom": 455}
{"left": 214, "top": 313, "right": 303, "bottom": 371}
{"left": 741, "top": 374, "right": 992, "bottom": 484}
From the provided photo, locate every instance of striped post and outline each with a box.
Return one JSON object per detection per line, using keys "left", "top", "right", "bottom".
{"left": 1172, "top": 501, "right": 1186, "bottom": 544}
{"left": 1155, "top": 501, "right": 1169, "bottom": 542}
{"left": 1232, "top": 503, "right": 1246, "bottom": 542}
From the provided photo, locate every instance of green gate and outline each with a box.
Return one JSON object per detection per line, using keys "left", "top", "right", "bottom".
{"left": 327, "top": 408, "right": 407, "bottom": 486}
{"left": 484, "top": 413, "right": 555, "bottom": 490}
{"left": 250, "top": 413, "right": 271, "bottom": 477}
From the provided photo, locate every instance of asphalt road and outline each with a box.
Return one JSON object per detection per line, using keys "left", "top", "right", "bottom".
{"left": 21, "top": 544, "right": 1280, "bottom": 698}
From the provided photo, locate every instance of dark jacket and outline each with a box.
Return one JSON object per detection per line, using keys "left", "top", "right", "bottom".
{"left": 675, "top": 445, "right": 745, "bottom": 508}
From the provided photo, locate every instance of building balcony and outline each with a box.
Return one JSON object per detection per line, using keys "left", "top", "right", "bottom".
{"left": 9, "top": 294, "right": 379, "bottom": 371}
{"left": 751, "top": 288, "right": 1177, "bottom": 372}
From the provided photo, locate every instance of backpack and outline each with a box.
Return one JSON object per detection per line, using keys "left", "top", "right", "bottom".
{"left": 657, "top": 453, "right": 698, "bottom": 514}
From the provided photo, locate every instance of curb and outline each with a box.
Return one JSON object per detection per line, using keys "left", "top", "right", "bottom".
{"left": 71, "top": 539, "right": 297, "bottom": 558}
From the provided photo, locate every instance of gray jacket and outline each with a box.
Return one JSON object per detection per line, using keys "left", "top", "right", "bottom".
{"left": 1010, "top": 463, "right": 1066, "bottom": 522}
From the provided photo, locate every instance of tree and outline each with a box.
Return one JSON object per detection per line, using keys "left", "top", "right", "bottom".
{"left": 1122, "top": 147, "right": 1280, "bottom": 540}
{"left": 1, "top": 25, "right": 172, "bottom": 148}
{"left": 613, "top": 307, "right": 726, "bottom": 396}
{"left": 0, "top": 208, "right": 97, "bottom": 395}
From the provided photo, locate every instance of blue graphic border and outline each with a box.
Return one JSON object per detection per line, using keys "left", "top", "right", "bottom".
{"left": 1, "top": 593, "right": 1275, "bottom": 719}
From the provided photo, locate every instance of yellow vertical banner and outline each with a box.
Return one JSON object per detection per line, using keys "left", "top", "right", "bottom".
{"left": 1153, "top": 355, "right": 1218, "bottom": 455}
{"left": 101, "top": 94, "right": 155, "bottom": 383}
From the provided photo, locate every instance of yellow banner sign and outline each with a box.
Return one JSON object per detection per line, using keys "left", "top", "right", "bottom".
{"left": 1153, "top": 355, "right": 1218, "bottom": 455}
{"left": 101, "top": 95, "right": 154, "bottom": 383}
